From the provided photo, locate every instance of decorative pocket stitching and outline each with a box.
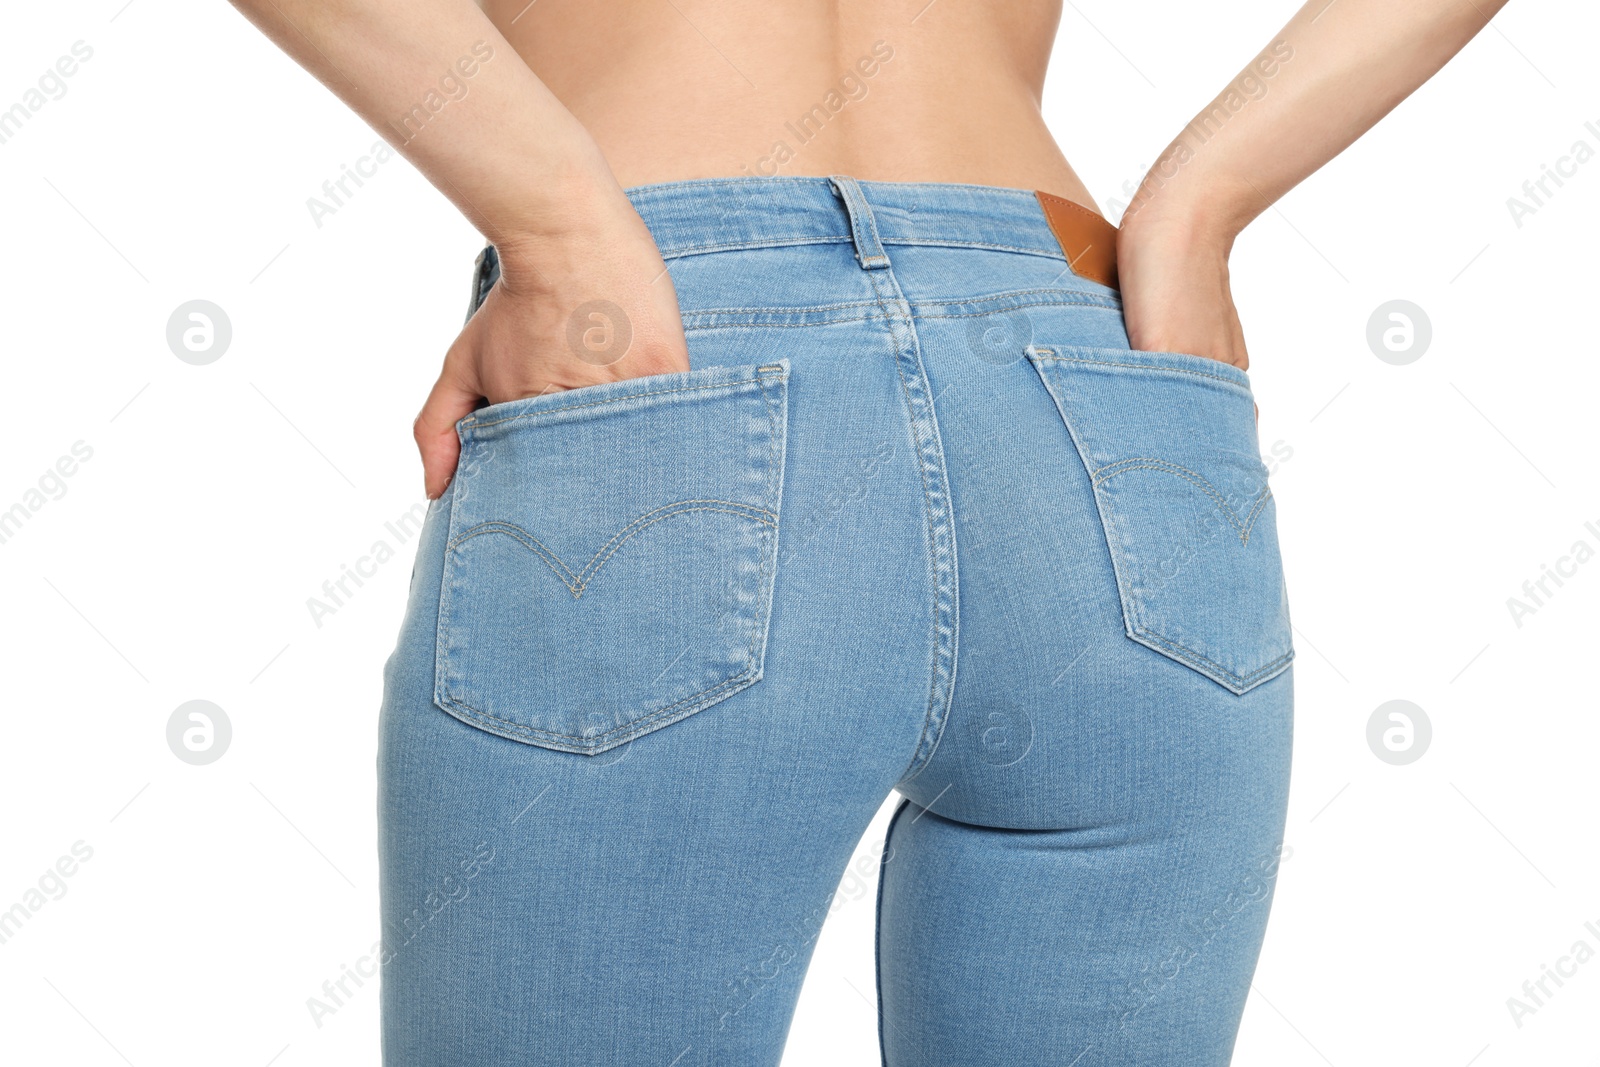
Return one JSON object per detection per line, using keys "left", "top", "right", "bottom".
{"left": 1129, "top": 630, "right": 1295, "bottom": 689}
{"left": 1092, "top": 458, "right": 1274, "bottom": 545}
{"left": 1029, "top": 349, "right": 1250, "bottom": 388}
{"left": 447, "top": 665, "right": 762, "bottom": 749}
{"left": 1090, "top": 465, "right": 1288, "bottom": 690}
{"left": 465, "top": 370, "right": 787, "bottom": 431}
{"left": 447, "top": 500, "right": 776, "bottom": 598}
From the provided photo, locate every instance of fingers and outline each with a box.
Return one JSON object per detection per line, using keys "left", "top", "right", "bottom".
{"left": 414, "top": 371, "right": 480, "bottom": 500}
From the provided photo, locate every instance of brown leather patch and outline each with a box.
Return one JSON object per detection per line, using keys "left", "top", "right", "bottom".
{"left": 1035, "top": 190, "right": 1119, "bottom": 291}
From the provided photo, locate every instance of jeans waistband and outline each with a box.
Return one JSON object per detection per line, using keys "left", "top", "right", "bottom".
{"left": 621, "top": 176, "right": 1084, "bottom": 269}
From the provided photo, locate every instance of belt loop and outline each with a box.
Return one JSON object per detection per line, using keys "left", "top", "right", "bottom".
{"left": 828, "top": 175, "right": 891, "bottom": 270}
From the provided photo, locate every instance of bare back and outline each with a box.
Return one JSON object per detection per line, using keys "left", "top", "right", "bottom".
{"left": 486, "top": 0, "right": 1099, "bottom": 207}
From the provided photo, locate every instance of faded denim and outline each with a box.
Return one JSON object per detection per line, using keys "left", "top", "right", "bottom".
{"left": 378, "top": 176, "right": 1294, "bottom": 1066}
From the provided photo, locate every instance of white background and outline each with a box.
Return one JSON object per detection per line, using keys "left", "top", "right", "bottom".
{"left": 1, "top": 1, "right": 1594, "bottom": 1064}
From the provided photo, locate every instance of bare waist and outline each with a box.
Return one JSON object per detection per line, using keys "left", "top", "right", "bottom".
{"left": 482, "top": 0, "right": 1100, "bottom": 211}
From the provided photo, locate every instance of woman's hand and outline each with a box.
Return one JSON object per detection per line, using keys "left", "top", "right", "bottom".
{"left": 413, "top": 187, "right": 691, "bottom": 500}
{"left": 224, "top": 0, "right": 696, "bottom": 499}
{"left": 1113, "top": 0, "right": 1510, "bottom": 376}
{"left": 1115, "top": 210, "right": 1249, "bottom": 371}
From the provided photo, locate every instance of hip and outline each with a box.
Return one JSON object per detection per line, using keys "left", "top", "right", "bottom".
{"left": 425, "top": 176, "right": 1293, "bottom": 773}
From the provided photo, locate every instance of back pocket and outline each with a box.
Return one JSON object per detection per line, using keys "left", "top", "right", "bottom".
{"left": 1026, "top": 345, "right": 1292, "bottom": 694}
{"left": 434, "top": 361, "right": 788, "bottom": 753}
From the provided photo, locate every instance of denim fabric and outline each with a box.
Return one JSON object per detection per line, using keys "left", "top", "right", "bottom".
{"left": 436, "top": 362, "right": 788, "bottom": 752}
{"left": 378, "top": 176, "right": 1294, "bottom": 1066}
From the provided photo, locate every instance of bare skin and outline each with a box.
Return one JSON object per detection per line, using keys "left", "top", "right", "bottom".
{"left": 489, "top": 0, "right": 1097, "bottom": 199}
{"left": 226, "top": 0, "right": 1509, "bottom": 498}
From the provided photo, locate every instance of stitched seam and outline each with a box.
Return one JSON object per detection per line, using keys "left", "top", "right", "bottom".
{"left": 909, "top": 287, "right": 1122, "bottom": 309}
{"left": 653, "top": 235, "right": 1077, "bottom": 262}
{"left": 691, "top": 292, "right": 1126, "bottom": 316}
{"left": 881, "top": 238, "right": 1069, "bottom": 258}
{"left": 465, "top": 373, "right": 786, "bottom": 430}
{"left": 685, "top": 317, "right": 892, "bottom": 331}
{"left": 875, "top": 797, "right": 913, "bottom": 1067}
{"left": 451, "top": 522, "right": 577, "bottom": 589}
{"left": 756, "top": 370, "right": 783, "bottom": 526}
{"left": 661, "top": 235, "right": 853, "bottom": 256}
{"left": 629, "top": 176, "right": 1045, "bottom": 196}
{"left": 448, "top": 503, "right": 777, "bottom": 597}
{"left": 1030, "top": 349, "right": 1248, "bottom": 387}
{"left": 434, "top": 463, "right": 468, "bottom": 720}
{"left": 656, "top": 234, "right": 1067, "bottom": 257}
{"left": 746, "top": 370, "right": 784, "bottom": 682}
{"left": 686, "top": 298, "right": 884, "bottom": 315}
{"left": 443, "top": 668, "right": 758, "bottom": 745}
{"left": 874, "top": 268, "right": 955, "bottom": 784}
{"left": 585, "top": 504, "right": 771, "bottom": 601}
{"left": 633, "top": 176, "right": 835, "bottom": 191}
{"left": 446, "top": 497, "right": 773, "bottom": 552}
{"left": 1130, "top": 627, "right": 1295, "bottom": 687}
{"left": 681, "top": 297, "right": 1123, "bottom": 333}
{"left": 911, "top": 299, "right": 1124, "bottom": 321}
{"left": 1242, "top": 486, "right": 1274, "bottom": 532}
{"left": 1091, "top": 459, "right": 1273, "bottom": 544}
{"left": 684, "top": 312, "right": 892, "bottom": 332}
{"left": 892, "top": 347, "right": 945, "bottom": 780}
{"left": 1028, "top": 358, "right": 1147, "bottom": 647}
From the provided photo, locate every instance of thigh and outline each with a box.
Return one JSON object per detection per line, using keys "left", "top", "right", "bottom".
{"left": 378, "top": 647, "right": 887, "bottom": 1065}
{"left": 877, "top": 754, "right": 1290, "bottom": 1067}
{"left": 878, "top": 666, "right": 1292, "bottom": 1065}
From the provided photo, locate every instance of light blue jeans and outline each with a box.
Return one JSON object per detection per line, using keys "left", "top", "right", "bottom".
{"left": 378, "top": 176, "right": 1294, "bottom": 1066}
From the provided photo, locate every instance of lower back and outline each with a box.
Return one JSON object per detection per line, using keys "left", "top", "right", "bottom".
{"left": 486, "top": 0, "right": 1099, "bottom": 208}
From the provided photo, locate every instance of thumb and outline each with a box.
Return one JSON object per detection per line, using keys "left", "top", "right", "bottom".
{"left": 414, "top": 372, "right": 481, "bottom": 500}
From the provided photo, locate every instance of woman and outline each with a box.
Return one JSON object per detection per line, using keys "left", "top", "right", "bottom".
{"left": 229, "top": 1, "right": 1502, "bottom": 1063}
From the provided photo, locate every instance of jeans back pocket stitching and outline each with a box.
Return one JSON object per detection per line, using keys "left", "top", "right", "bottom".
{"left": 1097, "top": 490, "right": 1293, "bottom": 690}
{"left": 1129, "top": 628, "right": 1295, "bottom": 689}
{"left": 447, "top": 501, "right": 778, "bottom": 598}
{"left": 1028, "top": 348, "right": 1249, "bottom": 389}
{"left": 444, "top": 666, "right": 761, "bottom": 747}
{"left": 1091, "top": 458, "right": 1274, "bottom": 545}
{"left": 464, "top": 371, "right": 786, "bottom": 431}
